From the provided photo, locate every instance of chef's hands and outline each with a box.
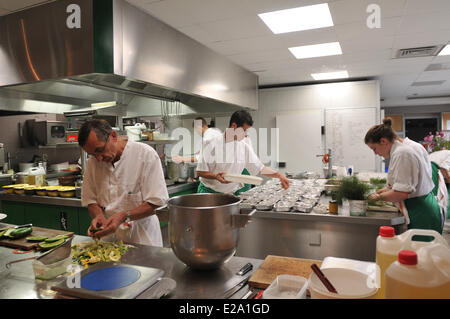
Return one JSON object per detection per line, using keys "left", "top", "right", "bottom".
{"left": 89, "top": 212, "right": 127, "bottom": 239}
{"left": 215, "top": 172, "right": 231, "bottom": 184}
{"left": 368, "top": 188, "right": 387, "bottom": 201}
{"left": 279, "top": 174, "right": 290, "bottom": 189}
{"left": 88, "top": 214, "right": 108, "bottom": 238}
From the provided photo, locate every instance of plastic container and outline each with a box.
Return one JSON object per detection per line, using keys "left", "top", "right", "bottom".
{"left": 375, "top": 227, "right": 448, "bottom": 299}
{"left": 385, "top": 246, "right": 450, "bottom": 299}
{"left": 28, "top": 164, "right": 46, "bottom": 186}
{"left": 262, "top": 274, "right": 308, "bottom": 299}
{"left": 32, "top": 255, "right": 72, "bottom": 280}
{"left": 308, "top": 267, "right": 378, "bottom": 299}
{"left": 375, "top": 226, "right": 403, "bottom": 299}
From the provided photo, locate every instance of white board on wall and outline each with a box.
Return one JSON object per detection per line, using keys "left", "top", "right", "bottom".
{"left": 276, "top": 110, "right": 323, "bottom": 173}
{"left": 325, "top": 107, "right": 376, "bottom": 172}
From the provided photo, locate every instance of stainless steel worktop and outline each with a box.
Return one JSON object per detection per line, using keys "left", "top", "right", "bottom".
{"left": 236, "top": 195, "right": 406, "bottom": 262}
{"left": 0, "top": 233, "right": 262, "bottom": 299}
{"left": 0, "top": 181, "right": 199, "bottom": 208}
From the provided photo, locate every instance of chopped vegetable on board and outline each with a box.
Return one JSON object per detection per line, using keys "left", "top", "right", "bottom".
{"left": 71, "top": 240, "right": 135, "bottom": 266}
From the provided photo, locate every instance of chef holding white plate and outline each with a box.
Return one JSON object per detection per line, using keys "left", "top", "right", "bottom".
{"left": 196, "top": 110, "right": 290, "bottom": 195}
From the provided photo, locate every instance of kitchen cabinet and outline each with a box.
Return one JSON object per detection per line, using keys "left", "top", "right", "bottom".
{"left": 2, "top": 201, "right": 79, "bottom": 234}
{"left": 23, "top": 203, "right": 79, "bottom": 234}
{"left": 2, "top": 201, "right": 26, "bottom": 225}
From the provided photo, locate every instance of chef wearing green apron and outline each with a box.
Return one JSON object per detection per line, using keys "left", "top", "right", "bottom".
{"left": 197, "top": 110, "right": 290, "bottom": 195}
{"left": 365, "top": 119, "right": 443, "bottom": 237}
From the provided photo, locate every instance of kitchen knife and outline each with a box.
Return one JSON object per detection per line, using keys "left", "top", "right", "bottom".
{"left": 222, "top": 276, "right": 250, "bottom": 299}
{"left": 0, "top": 224, "right": 33, "bottom": 232}
{"left": 236, "top": 262, "right": 253, "bottom": 276}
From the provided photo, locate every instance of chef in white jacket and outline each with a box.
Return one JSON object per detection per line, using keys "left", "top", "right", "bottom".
{"left": 196, "top": 110, "right": 290, "bottom": 195}
{"left": 79, "top": 119, "right": 168, "bottom": 247}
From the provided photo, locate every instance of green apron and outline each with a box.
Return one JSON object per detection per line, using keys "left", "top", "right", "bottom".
{"left": 236, "top": 168, "right": 251, "bottom": 194}
{"left": 431, "top": 162, "right": 439, "bottom": 197}
{"left": 431, "top": 161, "right": 450, "bottom": 219}
{"left": 404, "top": 192, "right": 442, "bottom": 242}
{"left": 197, "top": 181, "right": 245, "bottom": 196}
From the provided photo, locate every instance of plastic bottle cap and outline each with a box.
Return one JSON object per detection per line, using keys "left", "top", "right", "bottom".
{"left": 398, "top": 250, "right": 417, "bottom": 265}
{"left": 379, "top": 226, "right": 395, "bottom": 237}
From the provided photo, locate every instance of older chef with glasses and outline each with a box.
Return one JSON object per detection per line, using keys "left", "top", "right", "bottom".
{"left": 78, "top": 119, "right": 168, "bottom": 246}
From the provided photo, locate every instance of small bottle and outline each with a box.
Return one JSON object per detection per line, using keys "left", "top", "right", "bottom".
{"left": 328, "top": 200, "right": 338, "bottom": 214}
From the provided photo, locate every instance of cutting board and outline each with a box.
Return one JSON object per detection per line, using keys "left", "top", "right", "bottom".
{"left": 0, "top": 226, "right": 74, "bottom": 250}
{"left": 248, "top": 255, "right": 322, "bottom": 289}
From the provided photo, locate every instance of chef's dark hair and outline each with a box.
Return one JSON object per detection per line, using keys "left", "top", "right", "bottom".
{"left": 229, "top": 110, "right": 253, "bottom": 128}
{"left": 78, "top": 119, "right": 112, "bottom": 147}
{"left": 364, "top": 118, "right": 398, "bottom": 144}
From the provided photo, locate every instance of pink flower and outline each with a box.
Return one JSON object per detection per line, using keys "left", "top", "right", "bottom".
{"left": 441, "top": 132, "right": 445, "bottom": 137}
{"left": 424, "top": 136, "right": 429, "bottom": 141}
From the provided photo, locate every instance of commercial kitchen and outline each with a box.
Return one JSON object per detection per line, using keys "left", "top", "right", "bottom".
{"left": 0, "top": 0, "right": 449, "bottom": 302}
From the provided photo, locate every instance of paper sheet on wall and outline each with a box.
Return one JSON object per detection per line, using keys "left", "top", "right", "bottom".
{"left": 325, "top": 108, "right": 377, "bottom": 172}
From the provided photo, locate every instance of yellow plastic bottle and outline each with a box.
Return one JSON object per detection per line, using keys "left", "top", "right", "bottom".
{"left": 385, "top": 246, "right": 450, "bottom": 299}
{"left": 375, "top": 226, "right": 403, "bottom": 299}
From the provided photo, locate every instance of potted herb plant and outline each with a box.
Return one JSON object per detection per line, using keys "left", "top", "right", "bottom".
{"left": 335, "top": 176, "right": 372, "bottom": 216}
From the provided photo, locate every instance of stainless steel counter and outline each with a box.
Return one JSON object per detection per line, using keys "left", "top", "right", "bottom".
{"left": 236, "top": 195, "right": 406, "bottom": 262}
{"left": 0, "top": 233, "right": 262, "bottom": 299}
{"left": 0, "top": 181, "right": 199, "bottom": 208}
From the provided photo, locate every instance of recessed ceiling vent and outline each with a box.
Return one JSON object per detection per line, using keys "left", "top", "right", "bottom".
{"left": 395, "top": 46, "right": 442, "bottom": 59}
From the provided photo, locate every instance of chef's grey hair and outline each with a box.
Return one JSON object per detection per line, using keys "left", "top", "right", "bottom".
{"left": 78, "top": 119, "right": 112, "bottom": 147}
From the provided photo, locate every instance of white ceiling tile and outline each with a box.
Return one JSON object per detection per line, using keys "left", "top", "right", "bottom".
{"left": 415, "top": 70, "right": 450, "bottom": 82}
{"left": 128, "top": 0, "right": 251, "bottom": 28}
{"left": 329, "top": 0, "right": 406, "bottom": 25}
{"left": 227, "top": 49, "right": 293, "bottom": 66}
{"left": 193, "top": 15, "right": 271, "bottom": 42}
{"left": 335, "top": 17, "right": 402, "bottom": 41}
{"left": 207, "top": 28, "right": 339, "bottom": 56}
{"left": 393, "top": 30, "right": 450, "bottom": 50}
{"left": 404, "top": 0, "right": 450, "bottom": 15}
{"left": 242, "top": 0, "right": 341, "bottom": 15}
{"left": 339, "top": 35, "right": 395, "bottom": 53}
{"left": 398, "top": 10, "right": 450, "bottom": 35}
{"left": 177, "top": 25, "right": 219, "bottom": 44}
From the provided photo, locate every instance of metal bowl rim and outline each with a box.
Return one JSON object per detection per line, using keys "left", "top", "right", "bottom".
{"left": 167, "top": 193, "right": 242, "bottom": 210}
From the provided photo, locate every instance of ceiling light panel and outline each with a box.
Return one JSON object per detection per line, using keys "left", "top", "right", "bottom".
{"left": 438, "top": 44, "right": 450, "bottom": 56}
{"left": 289, "top": 42, "right": 342, "bottom": 59}
{"left": 258, "top": 3, "right": 334, "bottom": 34}
{"left": 311, "top": 71, "right": 349, "bottom": 80}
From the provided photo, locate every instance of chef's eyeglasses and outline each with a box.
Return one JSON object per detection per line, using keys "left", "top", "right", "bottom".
{"left": 89, "top": 132, "right": 110, "bottom": 157}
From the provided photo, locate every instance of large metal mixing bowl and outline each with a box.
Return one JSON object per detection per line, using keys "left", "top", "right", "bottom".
{"left": 160, "top": 193, "right": 254, "bottom": 269}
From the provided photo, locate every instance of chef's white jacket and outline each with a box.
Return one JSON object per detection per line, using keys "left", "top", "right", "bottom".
{"left": 388, "top": 139, "right": 434, "bottom": 197}
{"left": 196, "top": 134, "right": 264, "bottom": 193}
{"left": 81, "top": 140, "right": 168, "bottom": 247}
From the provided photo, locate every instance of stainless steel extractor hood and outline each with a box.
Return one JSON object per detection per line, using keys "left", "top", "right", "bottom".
{"left": 0, "top": 0, "right": 258, "bottom": 115}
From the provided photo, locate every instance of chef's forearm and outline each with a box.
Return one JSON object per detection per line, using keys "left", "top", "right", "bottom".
{"left": 259, "top": 166, "right": 282, "bottom": 178}
{"left": 196, "top": 171, "right": 217, "bottom": 180}
{"left": 376, "top": 189, "right": 409, "bottom": 202}
{"left": 118, "top": 201, "right": 160, "bottom": 222}
{"left": 87, "top": 203, "right": 105, "bottom": 219}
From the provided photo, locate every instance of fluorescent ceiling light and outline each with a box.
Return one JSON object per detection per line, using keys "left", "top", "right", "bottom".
{"left": 258, "top": 3, "right": 334, "bottom": 34}
{"left": 311, "top": 71, "right": 349, "bottom": 80}
{"left": 289, "top": 42, "right": 342, "bottom": 59}
{"left": 438, "top": 44, "right": 450, "bottom": 56}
